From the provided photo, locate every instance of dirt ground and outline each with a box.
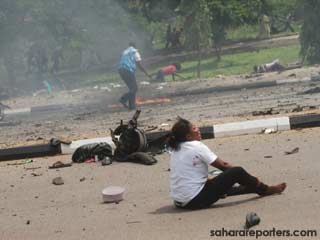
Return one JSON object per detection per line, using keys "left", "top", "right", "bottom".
{"left": 0, "top": 127, "right": 319, "bottom": 240}
{"left": 1, "top": 62, "right": 320, "bottom": 239}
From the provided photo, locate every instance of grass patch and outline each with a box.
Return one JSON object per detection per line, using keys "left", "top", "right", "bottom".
{"left": 176, "top": 44, "right": 300, "bottom": 80}
{"left": 227, "top": 24, "right": 260, "bottom": 41}
{"left": 66, "top": 44, "right": 301, "bottom": 88}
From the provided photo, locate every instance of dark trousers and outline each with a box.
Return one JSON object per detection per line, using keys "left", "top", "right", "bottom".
{"left": 155, "top": 70, "right": 165, "bottom": 82}
{"left": 182, "top": 167, "right": 268, "bottom": 210}
{"left": 118, "top": 68, "right": 137, "bottom": 109}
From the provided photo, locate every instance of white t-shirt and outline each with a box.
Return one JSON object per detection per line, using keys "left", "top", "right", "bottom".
{"left": 170, "top": 141, "right": 218, "bottom": 204}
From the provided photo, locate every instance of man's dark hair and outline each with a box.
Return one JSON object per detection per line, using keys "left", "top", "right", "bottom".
{"left": 173, "top": 63, "right": 182, "bottom": 70}
{"left": 168, "top": 117, "right": 192, "bottom": 151}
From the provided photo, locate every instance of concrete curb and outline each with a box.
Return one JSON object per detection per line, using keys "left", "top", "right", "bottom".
{"left": 145, "top": 113, "right": 320, "bottom": 140}
{"left": 1, "top": 113, "right": 318, "bottom": 161}
{"left": 4, "top": 108, "right": 31, "bottom": 116}
{"left": 166, "top": 76, "right": 319, "bottom": 98}
{"left": 3, "top": 104, "right": 67, "bottom": 119}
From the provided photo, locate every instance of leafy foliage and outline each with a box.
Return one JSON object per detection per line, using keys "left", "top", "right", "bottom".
{"left": 300, "top": 0, "right": 320, "bottom": 64}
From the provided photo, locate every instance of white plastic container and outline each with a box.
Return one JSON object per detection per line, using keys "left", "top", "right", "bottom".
{"left": 102, "top": 186, "right": 125, "bottom": 203}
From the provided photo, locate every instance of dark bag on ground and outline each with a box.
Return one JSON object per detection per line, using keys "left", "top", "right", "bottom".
{"left": 72, "top": 143, "right": 113, "bottom": 163}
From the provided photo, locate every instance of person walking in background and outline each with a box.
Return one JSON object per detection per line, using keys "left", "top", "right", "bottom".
{"left": 258, "top": 14, "right": 271, "bottom": 39}
{"left": 165, "top": 24, "right": 172, "bottom": 49}
{"left": 118, "top": 42, "right": 151, "bottom": 110}
{"left": 168, "top": 117, "right": 287, "bottom": 210}
{"left": 51, "top": 46, "right": 64, "bottom": 74}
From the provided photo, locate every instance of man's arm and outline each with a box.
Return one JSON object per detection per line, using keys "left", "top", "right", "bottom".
{"left": 211, "top": 157, "right": 234, "bottom": 171}
{"left": 137, "top": 61, "right": 152, "bottom": 80}
{"left": 174, "top": 73, "right": 185, "bottom": 80}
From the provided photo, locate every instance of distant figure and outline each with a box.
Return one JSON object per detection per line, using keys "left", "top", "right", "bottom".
{"left": 253, "top": 59, "right": 286, "bottom": 73}
{"left": 118, "top": 42, "right": 151, "bottom": 110}
{"left": 154, "top": 63, "right": 183, "bottom": 82}
{"left": 172, "top": 28, "right": 183, "bottom": 48}
{"left": 37, "top": 45, "right": 48, "bottom": 73}
{"left": 258, "top": 14, "right": 271, "bottom": 39}
{"left": 80, "top": 47, "right": 100, "bottom": 72}
{"left": 282, "top": 13, "right": 294, "bottom": 32}
{"left": 26, "top": 43, "right": 38, "bottom": 74}
{"left": 165, "top": 24, "right": 172, "bottom": 49}
{"left": 0, "top": 102, "right": 11, "bottom": 121}
{"left": 51, "top": 46, "right": 64, "bottom": 74}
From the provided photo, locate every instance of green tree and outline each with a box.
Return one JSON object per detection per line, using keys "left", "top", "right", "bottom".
{"left": 300, "top": 0, "right": 320, "bottom": 64}
{"left": 180, "top": 0, "right": 212, "bottom": 78}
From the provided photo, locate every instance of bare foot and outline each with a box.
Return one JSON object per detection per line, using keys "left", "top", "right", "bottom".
{"left": 264, "top": 183, "right": 287, "bottom": 195}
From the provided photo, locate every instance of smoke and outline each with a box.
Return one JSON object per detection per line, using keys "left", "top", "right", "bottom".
{"left": 0, "top": 0, "right": 151, "bottom": 93}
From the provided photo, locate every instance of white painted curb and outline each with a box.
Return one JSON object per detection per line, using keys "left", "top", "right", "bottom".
{"left": 4, "top": 108, "right": 31, "bottom": 116}
{"left": 61, "top": 137, "right": 115, "bottom": 154}
{"left": 213, "top": 117, "right": 290, "bottom": 138}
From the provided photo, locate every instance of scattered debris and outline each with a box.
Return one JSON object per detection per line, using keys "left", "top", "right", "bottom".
{"left": 101, "top": 157, "right": 112, "bottom": 166}
{"left": 285, "top": 147, "right": 299, "bottom": 155}
{"left": 144, "top": 126, "right": 158, "bottom": 132}
{"left": 263, "top": 128, "right": 277, "bottom": 134}
{"left": 33, "top": 89, "right": 47, "bottom": 97}
{"left": 288, "top": 73, "right": 296, "bottom": 77}
{"left": 299, "top": 87, "right": 320, "bottom": 95}
{"left": 24, "top": 166, "right": 41, "bottom": 171}
{"left": 126, "top": 221, "right": 142, "bottom": 224}
{"left": 7, "top": 159, "right": 33, "bottom": 166}
{"left": 252, "top": 109, "right": 273, "bottom": 116}
{"left": 31, "top": 172, "right": 42, "bottom": 177}
{"left": 52, "top": 177, "right": 64, "bottom": 185}
{"left": 110, "top": 83, "right": 122, "bottom": 88}
{"left": 140, "top": 81, "right": 150, "bottom": 85}
{"left": 245, "top": 212, "right": 260, "bottom": 229}
{"left": 100, "top": 86, "right": 111, "bottom": 92}
{"left": 292, "top": 105, "right": 304, "bottom": 112}
{"left": 136, "top": 97, "right": 171, "bottom": 105}
{"left": 49, "top": 161, "right": 72, "bottom": 169}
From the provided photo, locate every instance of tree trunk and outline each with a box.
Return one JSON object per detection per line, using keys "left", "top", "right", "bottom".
{"left": 215, "top": 45, "right": 221, "bottom": 61}
{"left": 197, "top": 48, "right": 201, "bottom": 79}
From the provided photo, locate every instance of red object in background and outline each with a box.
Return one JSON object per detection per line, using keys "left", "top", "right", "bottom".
{"left": 162, "top": 65, "right": 177, "bottom": 75}
{"left": 136, "top": 97, "right": 171, "bottom": 105}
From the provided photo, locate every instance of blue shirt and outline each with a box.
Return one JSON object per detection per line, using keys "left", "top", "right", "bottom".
{"left": 118, "top": 47, "right": 141, "bottom": 73}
